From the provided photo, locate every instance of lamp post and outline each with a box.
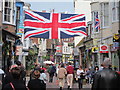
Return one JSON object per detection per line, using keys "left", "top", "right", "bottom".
{"left": 118, "top": 30, "right": 120, "bottom": 71}
{"left": 118, "top": 1, "right": 120, "bottom": 71}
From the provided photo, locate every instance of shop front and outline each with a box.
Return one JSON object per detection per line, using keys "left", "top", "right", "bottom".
{"left": 2, "top": 30, "right": 19, "bottom": 73}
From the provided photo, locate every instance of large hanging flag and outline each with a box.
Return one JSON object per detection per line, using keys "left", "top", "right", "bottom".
{"left": 24, "top": 10, "right": 87, "bottom": 39}
{"left": 94, "top": 12, "right": 100, "bottom": 32}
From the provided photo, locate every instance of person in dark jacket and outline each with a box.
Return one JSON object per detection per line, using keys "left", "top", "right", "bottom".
{"left": 48, "top": 64, "right": 56, "bottom": 83}
{"left": 2, "top": 65, "right": 18, "bottom": 88}
{"left": 15, "top": 61, "right": 26, "bottom": 84}
{"left": 27, "top": 70, "right": 46, "bottom": 90}
{"left": 92, "top": 58, "right": 120, "bottom": 90}
{"left": 3, "top": 66, "right": 27, "bottom": 90}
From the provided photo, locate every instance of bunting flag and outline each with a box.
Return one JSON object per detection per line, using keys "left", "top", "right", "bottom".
{"left": 94, "top": 12, "right": 100, "bottom": 32}
{"left": 24, "top": 10, "right": 87, "bottom": 39}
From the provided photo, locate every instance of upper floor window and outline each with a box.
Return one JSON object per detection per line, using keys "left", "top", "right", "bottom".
{"left": 3, "top": 0, "right": 15, "bottom": 25}
{"left": 16, "top": 7, "right": 20, "bottom": 20}
{"left": 91, "top": 11, "right": 100, "bottom": 33}
{"left": 112, "top": 1, "right": 119, "bottom": 22}
{"left": 87, "top": 23, "right": 92, "bottom": 37}
{"left": 100, "top": 2, "right": 109, "bottom": 27}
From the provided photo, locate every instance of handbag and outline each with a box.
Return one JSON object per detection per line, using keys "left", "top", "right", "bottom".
{"left": 80, "top": 73, "right": 85, "bottom": 79}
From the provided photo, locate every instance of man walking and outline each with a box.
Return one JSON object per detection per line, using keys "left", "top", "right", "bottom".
{"left": 66, "top": 62, "right": 74, "bottom": 90}
{"left": 92, "top": 58, "right": 120, "bottom": 90}
{"left": 57, "top": 64, "right": 67, "bottom": 90}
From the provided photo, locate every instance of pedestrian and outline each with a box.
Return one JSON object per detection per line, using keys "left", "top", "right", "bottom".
{"left": 94, "top": 66, "right": 99, "bottom": 72}
{"left": 92, "top": 58, "right": 120, "bottom": 90}
{"left": 2, "top": 64, "right": 18, "bottom": 89}
{"left": 90, "top": 66, "right": 99, "bottom": 84}
{"left": 57, "top": 64, "right": 67, "bottom": 90}
{"left": 56, "top": 63, "right": 60, "bottom": 77}
{"left": 66, "top": 62, "right": 74, "bottom": 90}
{"left": 30, "top": 64, "right": 41, "bottom": 80}
{"left": 84, "top": 68, "right": 89, "bottom": 84}
{"left": 77, "top": 66, "right": 85, "bottom": 89}
{"left": 47, "top": 64, "right": 56, "bottom": 83}
{"left": 40, "top": 69, "right": 47, "bottom": 84}
{"left": 27, "top": 70, "right": 46, "bottom": 90}
{"left": 3, "top": 66, "right": 28, "bottom": 90}
{"left": 99, "top": 64, "right": 104, "bottom": 71}
{"left": 15, "top": 61, "right": 26, "bottom": 84}
{"left": 0, "top": 69, "right": 4, "bottom": 87}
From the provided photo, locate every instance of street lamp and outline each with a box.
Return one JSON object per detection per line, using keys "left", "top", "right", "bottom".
{"left": 118, "top": 30, "right": 120, "bottom": 71}
{"left": 118, "top": 1, "right": 120, "bottom": 71}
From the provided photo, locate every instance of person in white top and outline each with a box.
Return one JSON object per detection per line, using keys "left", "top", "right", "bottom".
{"left": 77, "top": 66, "right": 85, "bottom": 89}
{"left": 40, "top": 69, "right": 47, "bottom": 84}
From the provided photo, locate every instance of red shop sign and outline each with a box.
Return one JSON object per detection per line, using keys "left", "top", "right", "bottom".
{"left": 100, "top": 45, "right": 109, "bottom": 53}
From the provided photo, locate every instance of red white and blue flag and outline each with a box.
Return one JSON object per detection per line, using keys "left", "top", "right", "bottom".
{"left": 94, "top": 12, "right": 100, "bottom": 32}
{"left": 24, "top": 10, "right": 87, "bottom": 39}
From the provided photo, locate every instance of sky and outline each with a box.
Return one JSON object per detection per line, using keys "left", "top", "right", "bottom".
{"left": 23, "top": 0, "right": 74, "bottom": 13}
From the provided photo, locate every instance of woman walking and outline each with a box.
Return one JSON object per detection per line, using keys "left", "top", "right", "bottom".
{"left": 77, "top": 66, "right": 85, "bottom": 89}
{"left": 3, "top": 66, "right": 27, "bottom": 90}
{"left": 40, "top": 69, "right": 47, "bottom": 84}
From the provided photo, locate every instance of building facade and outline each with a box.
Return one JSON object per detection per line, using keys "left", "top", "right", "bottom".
{"left": 74, "top": 0, "right": 92, "bottom": 67}
{"left": 91, "top": 0, "right": 119, "bottom": 69}
{"left": 74, "top": 0, "right": 120, "bottom": 70}
{"left": 0, "top": 0, "right": 25, "bottom": 88}
{"left": 88, "top": 0, "right": 119, "bottom": 68}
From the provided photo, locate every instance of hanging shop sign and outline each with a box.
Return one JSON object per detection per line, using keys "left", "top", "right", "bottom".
{"left": 15, "top": 46, "right": 23, "bottom": 55}
{"left": 6, "top": 35, "right": 15, "bottom": 42}
{"left": 92, "top": 47, "right": 99, "bottom": 53}
{"left": 100, "top": 45, "right": 109, "bottom": 53}
{"left": 113, "top": 34, "right": 120, "bottom": 42}
{"left": 56, "top": 45, "right": 62, "bottom": 53}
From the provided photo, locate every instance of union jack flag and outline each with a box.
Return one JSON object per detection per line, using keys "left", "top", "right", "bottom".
{"left": 24, "top": 10, "right": 87, "bottom": 39}
{"left": 94, "top": 12, "right": 100, "bottom": 32}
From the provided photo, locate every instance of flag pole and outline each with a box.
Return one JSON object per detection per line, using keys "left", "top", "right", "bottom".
{"left": 99, "top": 2, "right": 103, "bottom": 68}
{"left": 51, "top": 9, "right": 55, "bottom": 62}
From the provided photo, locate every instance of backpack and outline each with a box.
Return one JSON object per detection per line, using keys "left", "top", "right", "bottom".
{"left": 50, "top": 66, "right": 56, "bottom": 73}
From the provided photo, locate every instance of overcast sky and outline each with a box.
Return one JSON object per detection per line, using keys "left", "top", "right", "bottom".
{"left": 23, "top": 0, "right": 74, "bottom": 13}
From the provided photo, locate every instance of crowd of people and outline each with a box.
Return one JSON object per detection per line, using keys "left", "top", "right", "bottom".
{"left": 0, "top": 58, "right": 120, "bottom": 90}
{"left": 1, "top": 61, "right": 47, "bottom": 90}
{"left": 48, "top": 58, "right": 120, "bottom": 90}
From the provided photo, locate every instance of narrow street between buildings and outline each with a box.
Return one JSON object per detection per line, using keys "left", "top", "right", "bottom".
{"left": 26, "top": 73, "right": 92, "bottom": 90}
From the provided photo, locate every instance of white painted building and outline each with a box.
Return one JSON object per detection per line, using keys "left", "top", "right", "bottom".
{"left": 74, "top": 0, "right": 91, "bottom": 47}
{"left": 62, "top": 42, "right": 73, "bottom": 54}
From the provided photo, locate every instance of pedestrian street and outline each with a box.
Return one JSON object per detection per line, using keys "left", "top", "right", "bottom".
{"left": 26, "top": 73, "right": 92, "bottom": 90}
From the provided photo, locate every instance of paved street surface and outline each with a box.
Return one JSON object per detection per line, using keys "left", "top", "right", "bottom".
{"left": 26, "top": 74, "right": 91, "bottom": 90}
{"left": 46, "top": 76, "right": 91, "bottom": 90}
